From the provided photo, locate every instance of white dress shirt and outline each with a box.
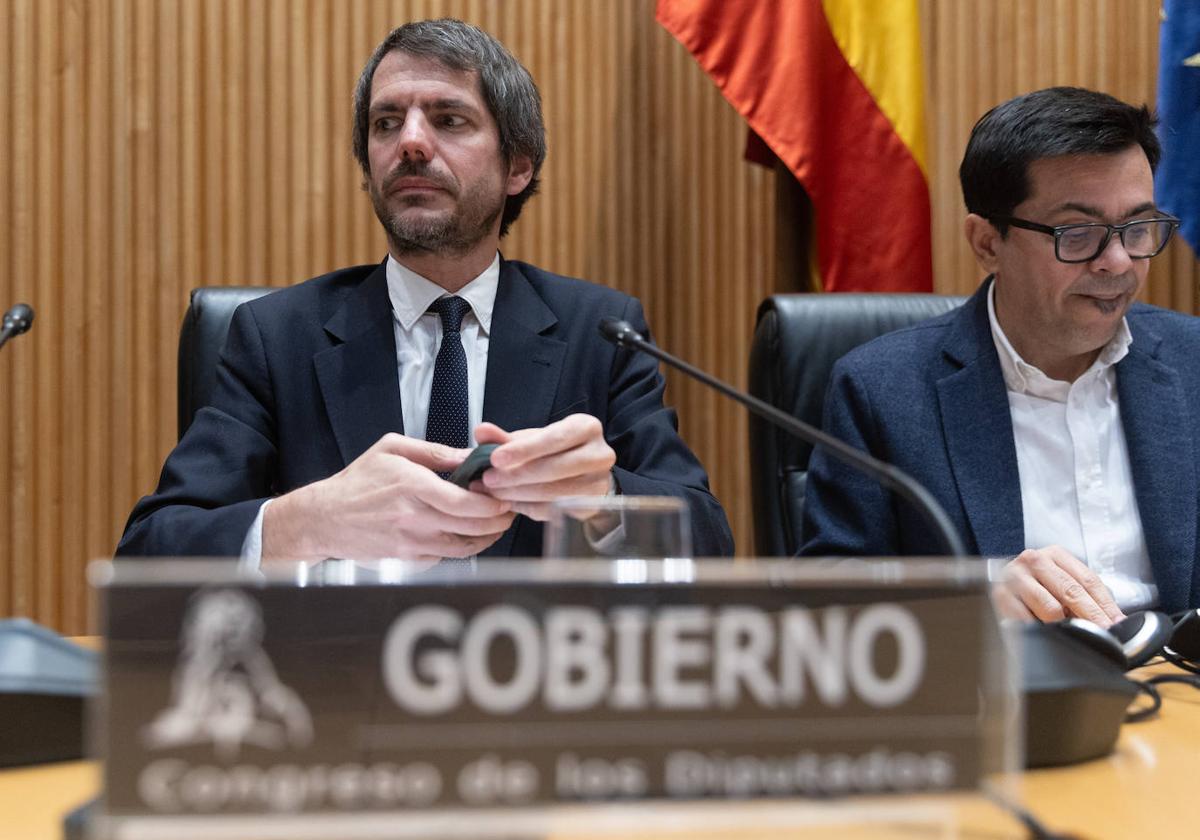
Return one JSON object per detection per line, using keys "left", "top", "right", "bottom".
{"left": 987, "top": 283, "right": 1158, "bottom": 610}
{"left": 240, "top": 254, "right": 500, "bottom": 565}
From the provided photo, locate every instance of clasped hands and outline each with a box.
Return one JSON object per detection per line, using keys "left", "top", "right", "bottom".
{"left": 262, "top": 414, "right": 616, "bottom": 564}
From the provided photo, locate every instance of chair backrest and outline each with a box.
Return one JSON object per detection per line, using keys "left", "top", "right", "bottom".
{"left": 747, "top": 293, "right": 967, "bottom": 556}
{"left": 177, "top": 286, "right": 276, "bottom": 439}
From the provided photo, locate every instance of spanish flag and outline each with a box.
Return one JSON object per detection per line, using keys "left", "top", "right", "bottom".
{"left": 657, "top": 0, "right": 933, "bottom": 292}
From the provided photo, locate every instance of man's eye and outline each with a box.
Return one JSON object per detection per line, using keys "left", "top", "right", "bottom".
{"left": 1124, "top": 225, "right": 1152, "bottom": 245}
{"left": 374, "top": 117, "right": 399, "bottom": 132}
{"left": 439, "top": 114, "right": 467, "bottom": 128}
{"left": 1061, "top": 229, "right": 1099, "bottom": 247}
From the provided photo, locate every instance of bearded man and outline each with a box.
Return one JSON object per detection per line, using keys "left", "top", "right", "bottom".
{"left": 118, "top": 19, "right": 733, "bottom": 563}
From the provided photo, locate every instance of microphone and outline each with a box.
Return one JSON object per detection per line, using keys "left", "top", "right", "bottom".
{"left": 0, "top": 303, "right": 35, "bottom": 351}
{"left": 598, "top": 316, "right": 967, "bottom": 557}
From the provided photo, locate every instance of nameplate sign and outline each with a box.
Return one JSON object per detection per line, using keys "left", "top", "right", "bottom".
{"left": 95, "top": 560, "right": 1004, "bottom": 819}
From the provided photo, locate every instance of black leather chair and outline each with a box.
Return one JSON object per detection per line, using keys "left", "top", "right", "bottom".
{"left": 177, "top": 286, "right": 276, "bottom": 439}
{"left": 748, "top": 293, "right": 967, "bottom": 556}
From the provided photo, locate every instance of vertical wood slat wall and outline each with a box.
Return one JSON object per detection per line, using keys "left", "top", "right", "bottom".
{"left": 0, "top": 1, "right": 1194, "bottom": 635}
{"left": 923, "top": 0, "right": 1199, "bottom": 308}
{"left": 0, "top": 0, "right": 777, "bottom": 634}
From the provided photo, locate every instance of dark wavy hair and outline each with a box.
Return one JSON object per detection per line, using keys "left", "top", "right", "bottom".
{"left": 352, "top": 19, "right": 546, "bottom": 237}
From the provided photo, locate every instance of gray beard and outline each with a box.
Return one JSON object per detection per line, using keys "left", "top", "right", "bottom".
{"left": 379, "top": 205, "right": 500, "bottom": 257}
{"left": 371, "top": 182, "right": 504, "bottom": 258}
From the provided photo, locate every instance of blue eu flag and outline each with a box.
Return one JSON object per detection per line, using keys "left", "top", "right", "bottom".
{"left": 1157, "top": 0, "right": 1200, "bottom": 252}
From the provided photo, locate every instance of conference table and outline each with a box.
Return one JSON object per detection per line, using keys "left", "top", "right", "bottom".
{"left": 1, "top": 664, "right": 1194, "bottom": 839}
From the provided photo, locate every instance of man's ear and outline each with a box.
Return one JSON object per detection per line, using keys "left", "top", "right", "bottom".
{"left": 505, "top": 155, "right": 534, "bottom": 196}
{"left": 964, "top": 213, "right": 1003, "bottom": 274}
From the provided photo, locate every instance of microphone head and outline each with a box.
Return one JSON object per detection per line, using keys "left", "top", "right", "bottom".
{"left": 2, "top": 303, "right": 35, "bottom": 335}
{"left": 598, "top": 316, "right": 642, "bottom": 348}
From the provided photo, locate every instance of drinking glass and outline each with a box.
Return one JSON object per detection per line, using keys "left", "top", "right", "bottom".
{"left": 543, "top": 496, "right": 692, "bottom": 560}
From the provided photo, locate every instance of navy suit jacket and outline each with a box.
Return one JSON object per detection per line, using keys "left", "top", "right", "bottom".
{"left": 801, "top": 279, "right": 1200, "bottom": 612}
{"left": 118, "top": 259, "right": 734, "bottom": 558}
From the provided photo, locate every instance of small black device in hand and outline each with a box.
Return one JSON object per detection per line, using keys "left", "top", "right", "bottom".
{"left": 448, "top": 443, "right": 499, "bottom": 488}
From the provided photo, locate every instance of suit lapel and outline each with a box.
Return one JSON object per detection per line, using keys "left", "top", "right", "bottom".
{"left": 481, "top": 260, "right": 568, "bottom": 558}
{"left": 1118, "top": 325, "right": 1196, "bottom": 611}
{"left": 936, "top": 282, "right": 1025, "bottom": 556}
{"left": 482, "top": 260, "right": 568, "bottom": 434}
{"left": 313, "top": 262, "right": 405, "bottom": 466}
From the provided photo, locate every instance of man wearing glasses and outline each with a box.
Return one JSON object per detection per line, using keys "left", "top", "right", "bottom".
{"left": 801, "top": 87, "right": 1198, "bottom": 622}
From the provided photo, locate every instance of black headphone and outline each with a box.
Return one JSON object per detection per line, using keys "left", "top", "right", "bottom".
{"left": 1051, "top": 609, "right": 1200, "bottom": 721}
{"left": 1052, "top": 609, "right": 1200, "bottom": 669}
{"left": 1162, "top": 608, "right": 1200, "bottom": 672}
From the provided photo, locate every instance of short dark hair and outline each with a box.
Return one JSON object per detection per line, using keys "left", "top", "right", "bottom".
{"left": 959, "top": 87, "right": 1160, "bottom": 234}
{"left": 352, "top": 19, "right": 546, "bottom": 237}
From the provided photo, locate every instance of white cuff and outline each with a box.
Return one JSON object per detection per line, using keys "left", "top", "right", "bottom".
{"left": 584, "top": 472, "right": 626, "bottom": 551}
{"left": 239, "top": 499, "right": 271, "bottom": 571}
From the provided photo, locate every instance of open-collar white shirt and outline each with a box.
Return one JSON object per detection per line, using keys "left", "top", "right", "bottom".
{"left": 987, "top": 282, "right": 1157, "bottom": 610}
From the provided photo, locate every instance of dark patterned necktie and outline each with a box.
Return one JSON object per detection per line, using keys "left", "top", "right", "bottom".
{"left": 426, "top": 296, "right": 479, "bottom": 565}
{"left": 424, "top": 296, "right": 472, "bottom": 457}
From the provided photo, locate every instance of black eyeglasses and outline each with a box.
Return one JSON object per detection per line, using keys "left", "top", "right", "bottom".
{"left": 985, "top": 214, "right": 1181, "bottom": 263}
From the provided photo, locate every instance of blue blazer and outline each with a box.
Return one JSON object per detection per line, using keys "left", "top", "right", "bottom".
{"left": 118, "top": 259, "right": 734, "bottom": 559}
{"left": 801, "top": 279, "right": 1200, "bottom": 612}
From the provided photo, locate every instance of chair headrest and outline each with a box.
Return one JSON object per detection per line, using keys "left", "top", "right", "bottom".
{"left": 177, "top": 287, "right": 276, "bottom": 439}
{"left": 746, "top": 292, "right": 966, "bottom": 556}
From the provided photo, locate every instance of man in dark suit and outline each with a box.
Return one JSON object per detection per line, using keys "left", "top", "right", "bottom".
{"left": 802, "top": 87, "right": 1198, "bottom": 618}
{"left": 118, "top": 19, "right": 733, "bottom": 563}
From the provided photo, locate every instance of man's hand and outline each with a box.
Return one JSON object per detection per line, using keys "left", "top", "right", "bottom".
{"left": 993, "top": 545, "right": 1125, "bottom": 627}
{"left": 262, "top": 433, "right": 515, "bottom": 563}
{"left": 472, "top": 415, "right": 617, "bottom": 521}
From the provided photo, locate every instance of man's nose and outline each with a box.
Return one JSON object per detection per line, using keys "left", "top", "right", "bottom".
{"left": 398, "top": 112, "right": 434, "bottom": 161}
{"left": 1089, "top": 230, "right": 1135, "bottom": 274}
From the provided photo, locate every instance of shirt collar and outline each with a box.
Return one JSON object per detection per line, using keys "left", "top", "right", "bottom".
{"left": 987, "top": 280, "right": 1132, "bottom": 395}
{"left": 385, "top": 253, "right": 500, "bottom": 334}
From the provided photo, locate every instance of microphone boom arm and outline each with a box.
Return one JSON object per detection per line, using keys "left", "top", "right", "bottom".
{"left": 599, "top": 317, "right": 966, "bottom": 557}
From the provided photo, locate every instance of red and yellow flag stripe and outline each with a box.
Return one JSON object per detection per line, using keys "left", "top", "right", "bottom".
{"left": 657, "top": 0, "right": 933, "bottom": 292}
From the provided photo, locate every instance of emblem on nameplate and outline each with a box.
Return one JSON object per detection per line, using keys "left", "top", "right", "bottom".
{"left": 141, "top": 588, "right": 313, "bottom": 759}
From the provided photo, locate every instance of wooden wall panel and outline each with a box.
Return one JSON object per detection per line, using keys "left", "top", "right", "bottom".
{"left": 0, "top": 0, "right": 776, "bottom": 634}
{"left": 1, "top": 1, "right": 1195, "bottom": 634}
{"left": 922, "top": 0, "right": 1199, "bottom": 305}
